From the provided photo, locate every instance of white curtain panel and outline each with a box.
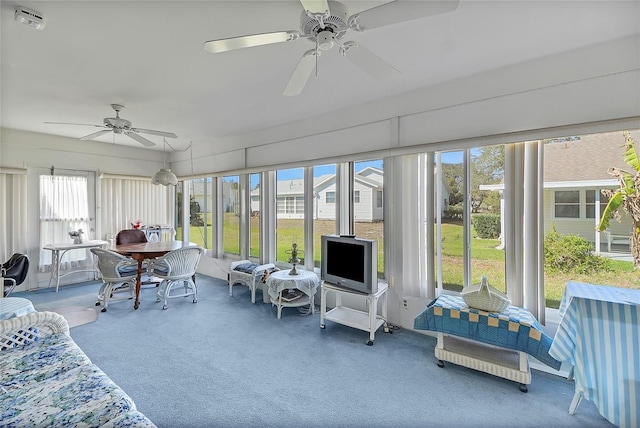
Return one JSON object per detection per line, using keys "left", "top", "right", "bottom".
{"left": 39, "top": 175, "right": 90, "bottom": 270}
{"left": 100, "top": 177, "right": 175, "bottom": 241}
{"left": 0, "top": 172, "right": 28, "bottom": 262}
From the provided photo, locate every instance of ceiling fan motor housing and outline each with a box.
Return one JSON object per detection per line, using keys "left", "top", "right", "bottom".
{"left": 300, "top": 0, "right": 348, "bottom": 42}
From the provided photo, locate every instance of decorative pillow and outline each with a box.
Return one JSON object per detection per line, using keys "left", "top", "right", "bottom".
{"left": 461, "top": 276, "right": 511, "bottom": 313}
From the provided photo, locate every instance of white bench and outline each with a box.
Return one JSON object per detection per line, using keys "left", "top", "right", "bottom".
{"left": 228, "top": 260, "right": 276, "bottom": 303}
{"left": 604, "top": 230, "right": 630, "bottom": 252}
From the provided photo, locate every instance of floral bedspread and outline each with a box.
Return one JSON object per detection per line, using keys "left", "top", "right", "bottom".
{"left": 0, "top": 333, "right": 156, "bottom": 427}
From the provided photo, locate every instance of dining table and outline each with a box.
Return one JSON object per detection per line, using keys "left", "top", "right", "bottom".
{"left": 113, "top": 241, "right": 196, "bottom": 310}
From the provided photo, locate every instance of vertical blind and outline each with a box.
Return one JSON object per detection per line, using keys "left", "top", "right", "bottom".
{"left": 0, "top": 172, "right": 28, "bottom": 262}
{"left": 100, "top": 177, "right": 174, "bottom": 241}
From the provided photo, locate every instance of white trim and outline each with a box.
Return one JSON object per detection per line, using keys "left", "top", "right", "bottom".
{"left": 481, "top": 179, "right": 617, "bottom": 191}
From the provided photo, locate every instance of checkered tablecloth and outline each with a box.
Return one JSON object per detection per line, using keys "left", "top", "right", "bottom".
{"left": 414, "top": 294, "right": 561, "bottom": 370}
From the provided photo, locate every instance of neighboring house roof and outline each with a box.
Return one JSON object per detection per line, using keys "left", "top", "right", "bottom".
{"left": 544, "top": 130, "right": 639, "bottom": 182}
{"left": 481, "top": 129, "right": 640, "bottom": 191}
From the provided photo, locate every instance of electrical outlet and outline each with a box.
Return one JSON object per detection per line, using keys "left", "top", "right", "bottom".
{"left": 402, "top": 299, "right": 408, "bottom": 309}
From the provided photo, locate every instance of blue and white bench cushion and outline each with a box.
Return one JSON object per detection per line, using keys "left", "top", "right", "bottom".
{"left": 414, "top": 294, "right": 561, "bottom": 370}
{"left": 228, "top": 260, "right": 277, "bottom": 303}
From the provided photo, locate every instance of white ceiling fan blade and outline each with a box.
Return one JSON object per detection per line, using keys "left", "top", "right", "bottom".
{"left": 300, "top": 0, "right": 329, "bottom": 14}
{"left": 343, "top": 43, "right": 400, "bottom": 81}
{"left": 132, "top": 128, "right": 177, "bottom": 138}
{"left": 44, "top": 121, "right": 105, "bottom": 128}
{"left": 349, "top": 0, "right": 460, "bottom": 32}
{"left": 284, "top": 50, "right": 319, "bottom": 97}
{"left": 79, "top": 129, "right": 112, "bottom": 140}
{"left": 125, "top": 131, "right": 156, "bottom": 147}
{"left": 204, "top": 31, "right": 300, "bottom": 54}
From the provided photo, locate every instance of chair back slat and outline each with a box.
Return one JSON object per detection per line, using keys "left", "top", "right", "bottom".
{"left": 155, "top": 246, "right": 202, "bottom": 278}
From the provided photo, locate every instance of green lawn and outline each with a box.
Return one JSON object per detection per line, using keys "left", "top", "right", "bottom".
{"left": 180, "top": 217, "right": 639, "bottom": 309}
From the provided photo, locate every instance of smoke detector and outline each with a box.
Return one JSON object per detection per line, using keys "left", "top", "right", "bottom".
{"left": 14, "top": 7, "right": 46, "bottom": 30}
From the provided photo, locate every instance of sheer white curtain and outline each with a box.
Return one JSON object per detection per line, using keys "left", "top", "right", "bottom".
{"left": 39, "top": 175, "right": 91, "bottom": 269}
{"left": 100, "top": 177, "right": 175, "bottom": 241}
{"left": 0, "top": 171, "right": 28, "bottom": 262}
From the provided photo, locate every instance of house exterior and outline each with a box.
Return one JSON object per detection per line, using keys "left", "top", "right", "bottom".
{"left": 246, "top": 166, "right": 449, "bottom": 221}
{"left": 482, "top": 130, "right": 638, "bottom": 252}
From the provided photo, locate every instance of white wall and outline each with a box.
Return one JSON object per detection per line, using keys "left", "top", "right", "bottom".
{"left": 170, "top": 36, "right": 640, "bottom": 177}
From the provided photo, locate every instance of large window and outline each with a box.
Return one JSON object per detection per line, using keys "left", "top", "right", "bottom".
{"left": 353, "top": 160, "right": 384, "bottom": 277}
{"left": 39, "top": 173, "right": 93, "bottom": 271}
{"left": 276, "top": 168, "right": 304, "bottom": 263}
{"left": 250, "top": 173, "right": 260, "bottom": 258}
{"left": 223, "top": 175, "right": 240, "bottom": 255}
{"left": 314, "top": 164, "right": 337, "bottom": 268}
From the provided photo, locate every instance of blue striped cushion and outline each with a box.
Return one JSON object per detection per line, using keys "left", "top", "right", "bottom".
{"left": 117, "top": 265, "right": 138, "bottom": 276}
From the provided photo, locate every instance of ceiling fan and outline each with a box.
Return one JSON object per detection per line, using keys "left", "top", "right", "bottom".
{"left": 44, "top": 104, "right": 177, "bottom": 147}
{"left": 204, "top": 0, "right": 459, "bottom": 96}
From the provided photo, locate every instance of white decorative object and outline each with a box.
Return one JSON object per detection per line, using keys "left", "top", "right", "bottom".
{"left": 461, "top": 276, "right": 511, "bottom": 313}
{"left": 68, "top": 229, "right": 84, "bottom": 244}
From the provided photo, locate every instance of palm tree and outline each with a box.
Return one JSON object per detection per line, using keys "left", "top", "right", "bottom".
{"left": 597, "top": 131, "right": 640, "bottom": 267}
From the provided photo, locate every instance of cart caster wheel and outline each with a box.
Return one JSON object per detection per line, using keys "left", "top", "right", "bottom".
{"left": 95, "top": 302, "right": 101, "bottom": 306}
{"left": 519, "top": 384, "right": 528, "bottom": 393}
{"left": 366, "top": 340, "right": 373, "bottom": 346}
{"left": 101, "top": 308, "right": 107, "bottom": 313}
{"left": 162, "top": 305, "right": 168, "bottom": 310}
{"left": 437, "top": 360, "right": 445, "bottom": 368}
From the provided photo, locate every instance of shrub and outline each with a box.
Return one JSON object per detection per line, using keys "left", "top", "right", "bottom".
{"left": 444, "top": 205, "right": 463, "bottom": 220}
{"left": 472, "top": 214, "right": 501, "bottom": 239}
{"left": 544, "top": 227, "right": 610, "bottom": 274}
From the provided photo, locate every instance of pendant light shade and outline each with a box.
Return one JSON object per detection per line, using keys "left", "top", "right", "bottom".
{"left": 151, "top": 167, "right": 178, "bottom": 186}
{"left": 152, "top": 137, "right": 178, "bottom": 186}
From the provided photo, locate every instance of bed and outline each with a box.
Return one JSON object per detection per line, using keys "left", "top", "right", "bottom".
{"left": 414, "top": 295, "right": 561, "bottom": 392}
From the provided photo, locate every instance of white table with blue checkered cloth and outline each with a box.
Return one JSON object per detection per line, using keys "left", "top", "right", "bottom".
{"left": 550, "top": 281, "right": 639, "bottom": 428}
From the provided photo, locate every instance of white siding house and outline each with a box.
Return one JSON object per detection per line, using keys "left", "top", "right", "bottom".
{"left": 482, "top": 130, "right": 637, "bottom": 253}
{"left": 248, "top": 166, "right": 449, "bottom": 221}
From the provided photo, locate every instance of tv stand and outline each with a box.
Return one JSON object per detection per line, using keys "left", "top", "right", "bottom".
{"left": 320, "top": 282, "right": 388, "bottom": 346}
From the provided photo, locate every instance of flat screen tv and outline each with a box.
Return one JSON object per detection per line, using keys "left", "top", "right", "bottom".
{"left": 321, "top": 235, "right": 378, "bottom": 294}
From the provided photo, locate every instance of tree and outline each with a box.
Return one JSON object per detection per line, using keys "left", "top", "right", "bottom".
{"left": 176, "top": 192, "right": 204, "bottom": 227}
{"left": 597, "top": 131, "right": 640, "bottom": 267}
{"left": 471, "top": 145, "right": 504, "bottom": 213}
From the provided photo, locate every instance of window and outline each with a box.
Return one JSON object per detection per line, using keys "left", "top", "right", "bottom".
{"left": 325, "top": 191, "right": 335, "bottom": 203}
{"left": 353, "top": 160, "right": 384, "bottom": 277}
{"left": 39, "top": 173, "right": 92, "bottom": 271}
{"left": 276, "top": 168, "right": 304, "bottom": 263}
{"left": 314, "top": 164, "right": 337, "bottom": 268}
{"left": 554, "top": 191, "right": 579, "bottom": 218}
{"left": 222, "top": 175, "right": 240, "bottom": 255}
{"left": 250, "top": 173, "right": 260, "bottom": 258}
{"left": 586, "top": 190, "right": 609, "bottom": 219}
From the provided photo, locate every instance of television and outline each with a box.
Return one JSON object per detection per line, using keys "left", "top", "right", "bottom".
{"left": 321, "top": 235, "right": 378, "bottom": 294}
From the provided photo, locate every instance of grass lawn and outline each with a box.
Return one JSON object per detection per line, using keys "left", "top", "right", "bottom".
{"left": 181, "top": 216, "right": 639, "bottom": 309}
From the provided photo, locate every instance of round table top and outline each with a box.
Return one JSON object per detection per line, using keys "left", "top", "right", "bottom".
{"left": 269, "top": 269, "right": 317, "bottom": 281}
{"left": 0, "top": 297, "right": 36, "bottom": 320}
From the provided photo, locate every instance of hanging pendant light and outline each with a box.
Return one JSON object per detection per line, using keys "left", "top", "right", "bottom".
{"left": 152, "top": 137, "right": 178, "bottom": 186}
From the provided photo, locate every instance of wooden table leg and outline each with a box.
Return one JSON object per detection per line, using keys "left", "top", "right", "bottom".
{"left": 133, "top": 254, "right": 144, "bottom": 310}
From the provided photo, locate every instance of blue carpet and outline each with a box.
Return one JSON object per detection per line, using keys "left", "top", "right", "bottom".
{"left": 14, "top": 275, "right": 612, "bottom": 427}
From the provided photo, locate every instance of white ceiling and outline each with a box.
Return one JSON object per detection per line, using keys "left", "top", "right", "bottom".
{"left": 1, "top": 0, "right": 639, "bottom": 151}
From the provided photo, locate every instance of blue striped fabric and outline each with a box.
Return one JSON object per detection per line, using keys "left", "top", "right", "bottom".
{"left": 550, "top": 282, "right": 639, "bottom": 428}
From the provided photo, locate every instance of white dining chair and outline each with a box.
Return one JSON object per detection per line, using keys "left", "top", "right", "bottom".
{"left": 149, "top": 246, "right": 203, "bottom": 310}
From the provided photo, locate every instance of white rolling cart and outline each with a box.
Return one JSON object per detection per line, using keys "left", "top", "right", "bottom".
{"left": 320, "top": 281, "right": 388, "bottom": 346}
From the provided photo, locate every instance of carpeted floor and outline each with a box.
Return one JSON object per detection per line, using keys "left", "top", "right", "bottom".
{"left": 14, "top": 275, "right": 612, "bottom": 428}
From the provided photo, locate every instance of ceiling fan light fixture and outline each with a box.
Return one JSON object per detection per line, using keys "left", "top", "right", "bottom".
{"left": 151, "top": 167, "right": 178, "bottom": 186}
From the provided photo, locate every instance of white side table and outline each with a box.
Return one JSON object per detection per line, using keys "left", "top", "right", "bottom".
{"left": 42, "top": 240, "right": 108, "bottom": 292}
{"left": 267, "top": 269, "right": 319, "bottom": 319}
